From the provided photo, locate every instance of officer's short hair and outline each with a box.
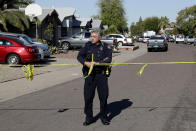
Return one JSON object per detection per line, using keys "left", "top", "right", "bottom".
{"left": 91, "top": 29, "right": 101, "bottom": 37}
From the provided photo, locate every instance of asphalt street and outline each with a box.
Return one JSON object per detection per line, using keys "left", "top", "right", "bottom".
{"left": 1, "top": 43, "right": 196, "bottom": 131}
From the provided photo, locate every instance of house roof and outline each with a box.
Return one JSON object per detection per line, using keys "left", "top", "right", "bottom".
{"left": 37, "top": 9, "right": 55, "bottom": 22}
{"left": 55, "top": 8, "right": 76, "bottom": 21}
{"left": 103, "top": 25, "right": 108, "bottom": 30}
{"left": 91, "top": 19, "right": 102, "bottom": 29}
{"left": 73, "top": 18, "right": 92, "bottom": 27}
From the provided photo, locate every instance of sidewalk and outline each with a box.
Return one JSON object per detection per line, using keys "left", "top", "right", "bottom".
{"left": 0, "top": 43, "right": 147, "bottom": 103}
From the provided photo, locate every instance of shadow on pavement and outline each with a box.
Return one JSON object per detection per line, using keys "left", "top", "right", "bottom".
{"left": 107, "top": 99, "right": 133, "bottom": 121}
{"left": 93, "top": 99, "right": 133, "bottom": 122}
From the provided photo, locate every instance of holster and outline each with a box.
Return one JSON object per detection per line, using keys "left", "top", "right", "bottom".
{"left": 105, "top": 66, "right": 112, "bottom": 77}
{"left": 82, "top": 66, "right": 112, "bottom": 77}
{"left": 82, "top": 66, "right": 89, "bottom": 77}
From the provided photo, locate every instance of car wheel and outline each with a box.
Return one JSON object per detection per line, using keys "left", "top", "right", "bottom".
{"left": 165, "top": 47, "right": 168, "bottom": 51}
{"left": 118, "top": 41, "right": 123, "bottom": 47}
{"left": 7, "top": 54, "right": 20, "bottom": 65}
{"left": 148, "top": 48, "right": 151, "bottom": 52}
{"left": 62, "top": 42, "right": 70, "bottom": 50}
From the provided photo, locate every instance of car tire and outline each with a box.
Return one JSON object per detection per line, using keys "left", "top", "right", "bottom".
{"left": 165, "top": 47, "right": 168, "bottom": 52}
{"left": 7, "top": 54, "right": 20, "bottom": 65}
{"left": 148, "top": 48, "right": 151, "bottom": 52}
{"left": 61, "top": 42, "right": 70, "bottom": 50}
{"left": 118, "top": 41, "right": 123, "bottom": 47}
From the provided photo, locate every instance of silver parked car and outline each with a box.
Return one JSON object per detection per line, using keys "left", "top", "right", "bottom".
{"left": 59, "top": 31, "right": 116, "bottom": 50}
{"left": 184, "top": 36, "right": 195, "bottom": 44}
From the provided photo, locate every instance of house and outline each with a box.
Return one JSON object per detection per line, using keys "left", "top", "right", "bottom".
{"left": 160, "top": 22, "right": 176, "bottom": 35}
{"left": 18, "top": 7, "right": 102, "bottom": 44}
{"left": 91, "top": 19, "right": 103, "bottom": 30}
{"left": 35, "top": 9, "right": 61, "bottom": 45}
{"left": 55, "top": 8, "right": 76, "bottom": 37}
{"left": 18, "top": 8, "right": 62, "bottom": 45}
{"left": 55, "top": 8, "right": 101, "bottom": 37}
{"left": 72, "top": 18, "right": 92, "bottom": 34}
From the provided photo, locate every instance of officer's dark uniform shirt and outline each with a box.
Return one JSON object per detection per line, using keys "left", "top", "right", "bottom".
{"left": 77, "top": 41, "right": 112, "bottom": 72}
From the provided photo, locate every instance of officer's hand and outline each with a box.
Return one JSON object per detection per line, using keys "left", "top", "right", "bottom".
{"left": 84, "top": 62, "right": 92, "bottom": 68}
{"left": 85, "top": 62, "right": 98, "bottom": 68}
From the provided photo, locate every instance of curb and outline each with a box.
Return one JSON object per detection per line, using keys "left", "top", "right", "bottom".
{"left": 117, "top": 45, "right": 140, "bottom": 51}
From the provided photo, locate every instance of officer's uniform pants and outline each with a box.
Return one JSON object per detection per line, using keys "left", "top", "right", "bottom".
{"left": 84, "top": 73, "right": 109, "bottom": 119}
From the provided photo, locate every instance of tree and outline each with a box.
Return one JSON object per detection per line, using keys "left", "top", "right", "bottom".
{"left": 130, "top": 16, "right": 169, "bottom": 36}
{"left": 0, "top": 0, "right": 34, "bottom": 10}
{"left": 130, "top": 20, "right": 144, "bottom": 36}
{"left": 130, "top": 22, "right": 137, "bottom": 36}
{"left": 103, "top": 24, "right": 119, "bottom": 35}
{"left": 136, "top": 16, "right": 144, "bottom": 35}
{"left": 143, "top": 17, "right": 160, "bottom": 33}
{"left": 159, "top": 16, "right": 169, "bottom": 30}
{"left": 44, "top": 23, "right": 54, "bottom": 45}
{"left": 97, "top": 0, "right": 127, "bottom": 34}
{"left": 0, "top": 0, "right": 34, "bottom": 32}
{"left": 0, "top": 10, "right": 7, "bottom": 30}
{"left": 175, "top": 5, "right": 196, "bottom": 36}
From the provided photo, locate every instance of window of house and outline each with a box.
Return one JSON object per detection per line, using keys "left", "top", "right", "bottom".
{"left": 61, "top": 27, "right": 67, "bottom": 37}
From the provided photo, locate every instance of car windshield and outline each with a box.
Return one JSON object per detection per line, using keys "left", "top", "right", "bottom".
{"left": 22, "top": 35, "right": 35, "bottom": 43}
{"left": 189, "top": 36, "right": 194, "bottom": 38}
{"left": 10, "top": 37, "right": 31, "bottom": 46}
{"left": 177, "top": 35, "right": 184, "bottom": 38}
{"left": 150, "top": 36, "right": 164, "bottom": 40}
{"left": 18, "top": 36, "right": 33, "bottom": 45}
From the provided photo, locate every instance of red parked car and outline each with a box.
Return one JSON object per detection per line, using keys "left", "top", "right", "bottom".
{"left": 0, "top": 36, "right": 41, "bottom": 64}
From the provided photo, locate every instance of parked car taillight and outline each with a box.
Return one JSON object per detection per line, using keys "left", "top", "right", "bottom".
{"left": 113, "top": 39, "right": 116, "bottom": 45}
{"left": 146, "top": 41, "right": 149, "bottom": 45}
{"left": 26, "top": 47, "right": 36, "bottom": 53}
{"left": 163, "top": 41, "right": 166, "bottom": 45}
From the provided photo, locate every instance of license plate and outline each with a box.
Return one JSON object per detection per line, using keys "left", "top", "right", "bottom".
{"left": 154, "top": 45, "right": 159, "bottom": 47}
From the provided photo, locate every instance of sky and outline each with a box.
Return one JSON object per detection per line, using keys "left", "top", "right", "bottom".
{"left": 35, "top": 0, "right": 196, "bottom": 26}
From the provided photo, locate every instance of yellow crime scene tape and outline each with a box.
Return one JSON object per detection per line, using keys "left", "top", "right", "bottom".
{"left": 1, "top": 53, "right": 196, "bottom": 81}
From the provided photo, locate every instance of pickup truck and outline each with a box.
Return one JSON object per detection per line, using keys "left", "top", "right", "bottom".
{"left": 147, "top": 35, "right": 168, "bottom": 52}
{"left": 59, "top": 31, "right": 117, "bottom": 50}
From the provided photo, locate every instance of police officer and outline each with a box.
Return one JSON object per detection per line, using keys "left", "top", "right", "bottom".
{"left": 77, "top": 29, "right": 112, "bottom": 126}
